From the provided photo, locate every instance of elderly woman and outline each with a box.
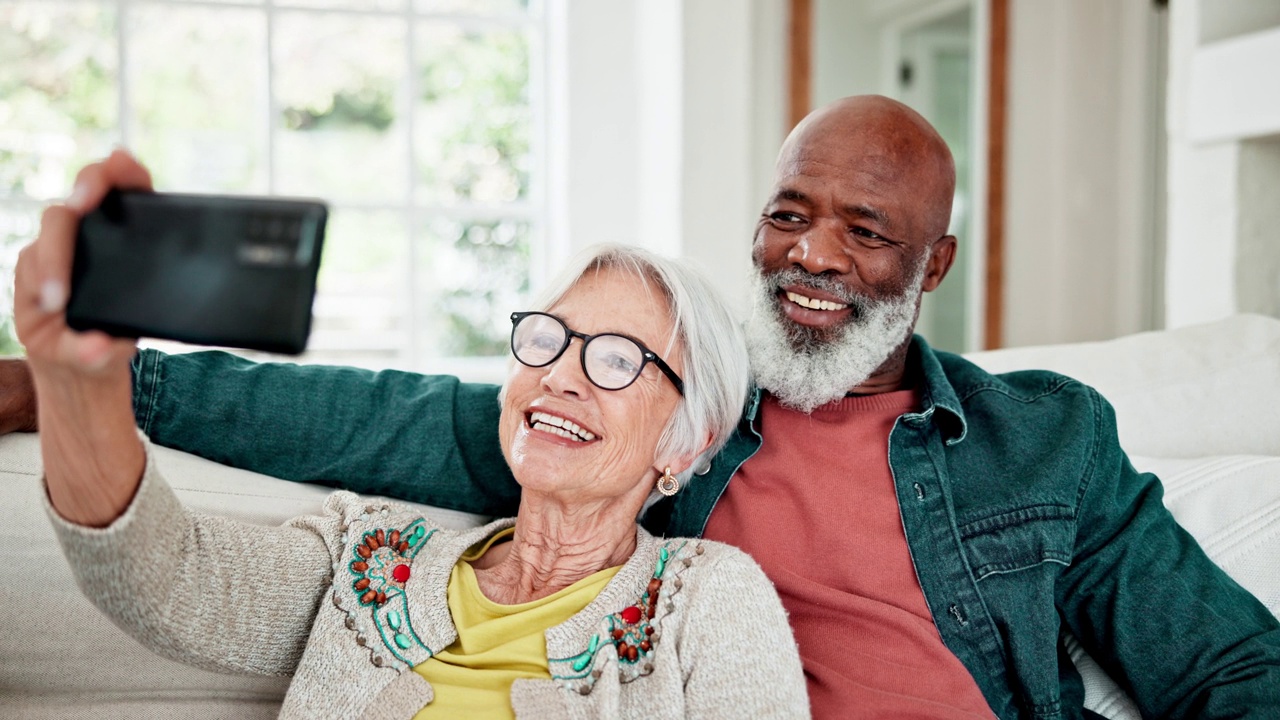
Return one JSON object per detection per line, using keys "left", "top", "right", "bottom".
{"left": 14, "top": 152, "right": 808, "bottom": 719}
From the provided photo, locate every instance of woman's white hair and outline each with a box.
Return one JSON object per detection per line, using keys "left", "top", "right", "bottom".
{"left": 511, "top": 243, "right": 750, "bottom": 487}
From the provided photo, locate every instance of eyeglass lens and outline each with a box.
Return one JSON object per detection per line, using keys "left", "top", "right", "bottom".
{"left": 511, "top": 313, "right": 648, "bottom": 390}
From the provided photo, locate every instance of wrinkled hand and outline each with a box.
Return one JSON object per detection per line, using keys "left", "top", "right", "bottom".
{"left": 14, "top": 149, "right": 152, "bottom": 376}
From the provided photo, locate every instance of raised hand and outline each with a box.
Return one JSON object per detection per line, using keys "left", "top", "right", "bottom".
{"left": 13, "top": 149, "right": 152, "bottom": 526}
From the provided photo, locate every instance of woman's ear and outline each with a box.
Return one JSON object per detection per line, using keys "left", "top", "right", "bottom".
{"left": 656, "top": 431, "right": 716, "bottom": 477}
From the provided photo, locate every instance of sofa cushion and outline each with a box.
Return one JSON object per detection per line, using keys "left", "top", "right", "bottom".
{"left": 965, "top": 314, "right": 1280, "bottom": 458}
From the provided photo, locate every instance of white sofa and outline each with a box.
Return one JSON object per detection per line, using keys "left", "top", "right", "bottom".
{"left": 2, "top": 314, "right": 1278, "bottom": 719}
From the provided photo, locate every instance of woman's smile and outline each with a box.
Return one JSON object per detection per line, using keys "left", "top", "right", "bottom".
{"left": 524, "top": 408, "right": 600, "bottom": 444}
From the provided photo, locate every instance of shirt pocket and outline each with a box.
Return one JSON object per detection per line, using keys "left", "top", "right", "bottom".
{"left": 958, "top": 504, "right": 1076, "bottom": 582}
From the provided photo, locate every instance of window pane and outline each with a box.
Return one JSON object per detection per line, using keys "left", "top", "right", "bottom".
{"left": 0, "top": 202, "right": 39, "bottom": 355}
{"left": 416, "top": 216, "right": 530, "bottom": 358}
{"left": 305, "top": 208, "right": 410, "bottom": 368}
{"left": 415, "top": 0, "right": 531, "bottom": 16}
{"left": 415, "top": 23, "right": 530, "bottom": 206}
{"left": 127, "top": 5, "right": 267, "bottom": 193}
{"left": 0, "top": 2, "right": 118, "bottom": 201}
{"left": 274, "top": 12, "right": 408, "bottom": 202}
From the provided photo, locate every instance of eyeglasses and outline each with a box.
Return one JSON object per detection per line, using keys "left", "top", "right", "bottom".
{"left": 510, "top": 311, "right": 684, "bottom": 395}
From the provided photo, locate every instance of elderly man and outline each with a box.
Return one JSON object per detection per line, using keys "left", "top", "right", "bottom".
{"left": 5, "top": 96, "right": 1279, "bottom": 718}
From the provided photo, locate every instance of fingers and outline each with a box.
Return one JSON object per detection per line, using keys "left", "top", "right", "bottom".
{"left": 13, "top": 206, "right": 76, "bottom": 349}
{"left": 65, "top": 148, "right": 154, "bottom": 215}
{"left": 13, "top": 155, "right": 143, "bottom": 374}
{"left": 33, "top": 204, "right": 77, "bottom": 313}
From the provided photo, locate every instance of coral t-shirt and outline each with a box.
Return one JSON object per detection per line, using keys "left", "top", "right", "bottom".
{"left": 703, "top": 391, "right": 996, "bottom": 719}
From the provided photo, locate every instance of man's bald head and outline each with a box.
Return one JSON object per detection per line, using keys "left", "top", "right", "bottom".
{"left": 778, "top": 95, "right": 956, "bottom": 241}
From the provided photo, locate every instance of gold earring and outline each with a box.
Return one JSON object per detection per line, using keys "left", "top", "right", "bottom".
{"left": 657, "top": 467, "right": 680, "bottom": 496}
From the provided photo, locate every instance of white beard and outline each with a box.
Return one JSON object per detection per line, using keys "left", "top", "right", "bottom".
{"left": 745, "top": 262, "right": 925, "bottom": 413}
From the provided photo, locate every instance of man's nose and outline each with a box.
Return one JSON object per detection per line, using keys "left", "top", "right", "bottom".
{"left": 786, "top": 222, "right": 853, "bottom": 275}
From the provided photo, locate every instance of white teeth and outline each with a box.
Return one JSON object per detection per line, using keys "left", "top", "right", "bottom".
{"left": 529, "top": 411, "right": 597, "bottom": 442}
{"left": 786, "top": 291, "right": 847, "bottom": 311}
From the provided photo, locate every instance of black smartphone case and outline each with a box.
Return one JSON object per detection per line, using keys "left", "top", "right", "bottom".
{"left": 66, "top": 190, "right": 328, "bottom": 355}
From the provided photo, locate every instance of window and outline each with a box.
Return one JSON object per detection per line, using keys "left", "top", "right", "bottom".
{"left": 0, "top": 0, "right": 543, "bottom": 372}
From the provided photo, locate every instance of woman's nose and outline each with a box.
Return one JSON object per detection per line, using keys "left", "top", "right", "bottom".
{"left": 787, "top": 223, "right": 853, "bottom": 276}
{"left": 540, "top": 343, "right": 591, "bottom": 398}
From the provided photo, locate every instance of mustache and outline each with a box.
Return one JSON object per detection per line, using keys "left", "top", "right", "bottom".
{"left": 758, "top": 268, "right": 873, "bottom": 314}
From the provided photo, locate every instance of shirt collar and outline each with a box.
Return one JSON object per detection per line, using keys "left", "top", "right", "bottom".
{"left": 910, "top": 334, "right": 968, "bottom": 445}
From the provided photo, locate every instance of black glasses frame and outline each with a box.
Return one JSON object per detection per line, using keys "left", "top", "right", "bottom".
{"left": 510, "top": 311, "right": 685, "bottom": 395}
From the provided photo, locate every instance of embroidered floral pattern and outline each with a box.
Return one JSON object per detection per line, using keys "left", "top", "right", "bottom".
{"left": 605, "top": 544, "right": 673, "bottom": 663}
{"left": 339, "top": 510, "right": 435, "bottom": 667}
{"left": 553, "top": 540, "right": 701, "bottom": 691}
{"left": 349, "top": 524, "right": 426, "bottom": 606}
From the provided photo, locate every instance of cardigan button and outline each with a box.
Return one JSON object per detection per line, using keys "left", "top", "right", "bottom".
{"left": 578, "top": 684, "right": 591, "bottom": 695}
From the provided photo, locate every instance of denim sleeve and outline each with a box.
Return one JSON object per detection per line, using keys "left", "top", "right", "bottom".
{"left": 1057, "top": 389, "right": 1280, "bottom": 718}
{"left": 130, "top": 349, "right": 520, "bottom": 516}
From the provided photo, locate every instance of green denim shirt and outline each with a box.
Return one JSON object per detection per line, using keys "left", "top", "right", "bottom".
{"left": 131, "top": 338, "right": 1280, "bottom": 718}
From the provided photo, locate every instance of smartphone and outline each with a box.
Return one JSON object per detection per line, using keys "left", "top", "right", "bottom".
{"left": 66, "top": 190, "right": 328, "bottom": 355}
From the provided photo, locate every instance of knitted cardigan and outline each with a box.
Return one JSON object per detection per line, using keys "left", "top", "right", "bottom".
{"left": 47, "top": 442, "right": 810, "bottom": 719}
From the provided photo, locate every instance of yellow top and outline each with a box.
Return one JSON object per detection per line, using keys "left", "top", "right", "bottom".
{"left": 412, "top": 528, "right": 623, "bottom": 719}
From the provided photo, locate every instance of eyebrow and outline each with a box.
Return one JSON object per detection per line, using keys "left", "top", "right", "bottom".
{"left": 845, "top": 203, "right": 892, "bottom": 230}
{"left": 771, "top": 188, "right": 810, "bottom": 205}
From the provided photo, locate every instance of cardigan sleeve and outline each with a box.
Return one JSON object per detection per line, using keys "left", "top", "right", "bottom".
{"left": 45, "top": 438, "right": 337, "bottom": 677}
{"left": 676, "top": 548, "right": 810, "bottom": 718}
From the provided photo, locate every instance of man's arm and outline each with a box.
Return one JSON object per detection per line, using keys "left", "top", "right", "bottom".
{"left": 0, "top": 348, "right": 522, "bottom": 516}
{"left": 1058, "top": 389, "right": 1280, "bottom": 718}
{"left": 130, "top": 348, "right": 521, "bottom": 516}
{"left": 0, "top": 358, "right": 37, "bottom": 434}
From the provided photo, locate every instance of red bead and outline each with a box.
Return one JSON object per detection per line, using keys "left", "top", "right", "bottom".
{"left": 392, "top": 564, "right": 411, "bottom": 583}
{"left": 620, "top": 606, "right": 642, "bottom": 625}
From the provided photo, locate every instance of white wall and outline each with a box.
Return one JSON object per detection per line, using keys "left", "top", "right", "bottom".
{"left": 1165, "top": 1, "right": 1280, "bottom": 327}
{"left": 546, "top": 0, "right": 787, "bottom": 312}
{"left": 1002, "top": 0, "right": 1165, "bottom": 347}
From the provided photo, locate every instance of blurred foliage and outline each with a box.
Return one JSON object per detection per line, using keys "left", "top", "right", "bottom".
{"left": 0, "top": 4, "right": 116, "bottom": 133}
{"left": 419, "top": 27, "right": 531, "bottom": 355}
{"left": 417, "top": 27, "right": 529, "bottom": 205}
{"left": 0, "top": 0, "right": 535, "bottom": 362}
{"left": 282, "top": 83, "right": 397, "bottom": 132}
{"left": 432, "top": 219, "right": 529, "bottom": 356}
{"left": 0, "top": 316, "right": 21, "bottom": 356}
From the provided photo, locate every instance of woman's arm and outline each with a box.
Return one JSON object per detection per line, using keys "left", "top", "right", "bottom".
{"left": 16, "top": 151, "right": 335, "bottom": 675}
{"left": 677, "top": 549, "right": 810, "bottom": 718}
{"left": 47, "top": 438, "right": 334, "bottom": 676}
{"left": 15, "top": 150, "right": 149, "bottom": 527}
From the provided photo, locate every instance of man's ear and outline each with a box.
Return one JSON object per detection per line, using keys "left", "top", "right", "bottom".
{"left": 922, "top": 235, "right": 957, "bottom": 293}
